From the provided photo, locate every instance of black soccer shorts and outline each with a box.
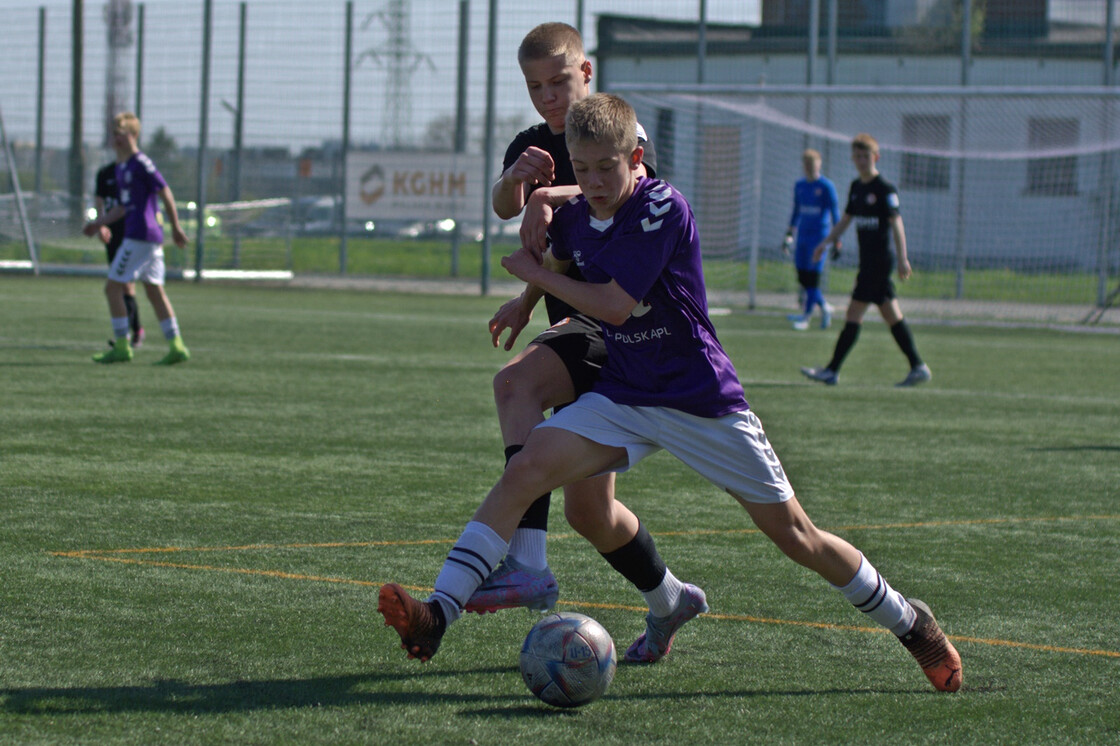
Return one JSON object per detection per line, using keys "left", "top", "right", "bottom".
{"left": 530, "top": 312, "right": 606, "bottom": 401}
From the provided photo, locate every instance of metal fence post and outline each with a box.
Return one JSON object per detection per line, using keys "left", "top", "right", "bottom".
{"left": 194, "top": 0, "right": 212, "bottom": 281}
{"left": 480, "top": 0, "right": 497, "bottom": 296}
{"left": 340, "top": 0, "right": 353, "bottom": 274}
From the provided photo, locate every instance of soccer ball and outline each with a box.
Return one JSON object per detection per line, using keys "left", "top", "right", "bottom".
{"left": 519, "top": 612, "right": 617, "bottom": 708}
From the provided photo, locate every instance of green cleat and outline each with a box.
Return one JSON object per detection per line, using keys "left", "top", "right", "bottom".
{"left": 154, "top": 338, "right": 190, "bottom": 366}
{"left": 93, "top": 341, "right": 133, "bottom": 364}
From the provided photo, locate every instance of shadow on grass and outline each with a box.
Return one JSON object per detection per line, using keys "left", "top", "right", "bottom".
{"left": 0, "top": 667, "right": 516, "bottom": 715}
{"left": 1, "top": 668, "right": 950, "bottom": 716}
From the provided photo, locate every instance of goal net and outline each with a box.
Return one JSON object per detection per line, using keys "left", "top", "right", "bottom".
{"left": 617, "top": 84, "right": 1120, "bottom": 313}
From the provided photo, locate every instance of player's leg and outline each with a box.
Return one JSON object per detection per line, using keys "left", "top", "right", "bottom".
{"left": 468, "top": 317, "right": 602, "bottom": 612}
{"left": 800, "top": 298, "right": 870, "bottom": 384}
{"left": 678, "top": 408, "right": 960, "bottom": 692}
{"left": 740, "top": 496, "right": 960, "bottom": 691}
{"left": 378, "top": 426, "right": 619, "bottom": 661}
{"left": 93, "top": 278, "right": 135, "bottom": 363}
{"left": 138, "top": 249, "right": 189, "bottom": 365}
{"left": 124, "top": 281, "right": 144, "bottom": 346}
{"left": 878, "top": 299, "right": 931, "bottom": 386}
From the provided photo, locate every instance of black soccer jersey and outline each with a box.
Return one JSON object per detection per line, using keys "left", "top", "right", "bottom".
{"left": 94, "top": 162, "right": 125, "bottom": 254}
{"left": 502, "top": 121, "right": 658, "bottom": 324}
{"left": 845, "top": 174, "right": 900, "bottom": 278}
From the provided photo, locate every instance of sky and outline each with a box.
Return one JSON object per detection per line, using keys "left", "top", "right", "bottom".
{"left": 0, "top": 0, "right": 762, "bottom": 154}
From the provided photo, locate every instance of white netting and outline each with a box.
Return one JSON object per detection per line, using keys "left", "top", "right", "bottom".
{"left": 620, "top": 85, "right": 1120, "bottom": 306}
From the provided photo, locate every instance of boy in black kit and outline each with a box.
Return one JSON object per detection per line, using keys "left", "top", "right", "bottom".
{"left": 92, "top": 161, "right": 144, "bottom": 347}
{"left": 801, "top": 133, "right": 931, "bottom": 387}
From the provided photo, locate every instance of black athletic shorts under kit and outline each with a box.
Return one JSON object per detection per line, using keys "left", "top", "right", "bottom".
{"left": 530, "top": 313, "right": 606, "bottom": 401}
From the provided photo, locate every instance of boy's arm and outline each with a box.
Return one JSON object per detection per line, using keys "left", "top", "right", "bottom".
{"left": 502, "top": 247, "right": 636, "bottom": 327}
{"left": 488, "top": 251, "right": 569, "bottom": 350}
{"left": 891, "top": 215, "right": 911, "bottom": 280}
{"left": 82, "top": 202, "right": 126, "bottom": 236}
{"left": 492, "top": 146, "right": 556, "bottom": 220}
{"left": 813, "top": 213, "right": 851, "bottom": 262}
{"left": 158, "top": 186, "right": 189, "bottom": 248}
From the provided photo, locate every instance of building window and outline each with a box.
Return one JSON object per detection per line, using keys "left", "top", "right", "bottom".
{"left": 1027, "top": 117, "right": 1079, "bottom": 196}
{"left": 901, "top": 114, "right": 950, "bottom": 191}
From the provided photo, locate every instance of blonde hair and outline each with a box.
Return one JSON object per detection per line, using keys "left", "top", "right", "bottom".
{"left": 565, "top": 93, "right": 637, "bottom": 154}
{"left": 802, "top": 148, "right": 821, "bottom": 164}
{"left": 113, "top": 112, "right": 141, "bottom": 138}
{"left": 851, "top": 133, "right": 879, "bottom": 155}
{"left": 518, "top": 22, "right": 585, "bottom": 67}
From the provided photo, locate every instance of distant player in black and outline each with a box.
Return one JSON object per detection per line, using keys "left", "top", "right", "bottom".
{"left": 93, "top": 161, "right": 144, "bottom": 347}
{"left": 800, "top": 133, "right": 931, "bottom": 387}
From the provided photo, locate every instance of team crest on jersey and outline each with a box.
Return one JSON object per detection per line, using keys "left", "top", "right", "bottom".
{"left": 866, "top": 193, "right": 876, "bottom": 205}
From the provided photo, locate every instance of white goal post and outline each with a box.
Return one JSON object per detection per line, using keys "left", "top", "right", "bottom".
{"left": 613, "top": 84, "right": 1120, "bottom": 309}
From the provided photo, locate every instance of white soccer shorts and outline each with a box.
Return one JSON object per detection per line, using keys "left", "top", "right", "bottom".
{"left": 107, "top": 238, "right": 166, "bottom": 285}
{"left": 538, "top": 392, "right": 795, "bottom": 505}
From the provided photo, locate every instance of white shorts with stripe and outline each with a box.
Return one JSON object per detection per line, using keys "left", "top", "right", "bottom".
{"left": 107, "top": 238, "right": 165, "bottom": 285}
{"left": 538, "top": 392, "right": 795, "bottom": 505}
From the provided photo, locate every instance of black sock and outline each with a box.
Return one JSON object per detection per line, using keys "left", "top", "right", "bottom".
{"left": 827, "top": 322, "right": 861, "bottom": 372}
{"left": 890, "top": 320, "right": 923, "bottom": 369}
{"left": 504, "top": 445, "right": 550, "bottom": 531}
{"left": 600, "top": 522, "right": 667, "bottom": 592}
{"left": 123, "top": 293, "right": 141, "bottom": 334}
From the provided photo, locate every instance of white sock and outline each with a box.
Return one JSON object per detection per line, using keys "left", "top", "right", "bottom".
{"left": 160, "top": 316, "right": 180, "bottom": 341}
{"left": 428, "top": 521, "right": 508, "bottom": 626}
{"left": 506, "top": 528, "right": 547, "bottom": 570}
{"left": 834, "top": 554, "right": 916, "bottom": 636}
{"left": 642, "top": 568, "right": 683, "bottom": 618}
{"left": 111, "top": 316, "right": 130, "bottom": 339}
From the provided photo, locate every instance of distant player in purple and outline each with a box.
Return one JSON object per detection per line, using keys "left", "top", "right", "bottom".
{"left": 83, "top": 112, "right": 190, "bottom": 365}
{"left": 376, "top": 94, "right": 962, "bottom": 694}
{"left": 784, "top": 149, "right": 840, "bottom": 330}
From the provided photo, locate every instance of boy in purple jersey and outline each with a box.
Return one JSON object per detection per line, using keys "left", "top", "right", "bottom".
{"left": 83, "top": 112, "right": 190, "bottom": 365}
{"left": 378, "top": 94, "right": 963, "bottom": 693}
{"left": 469, "top": 22, "right": 662, "bottom": 616}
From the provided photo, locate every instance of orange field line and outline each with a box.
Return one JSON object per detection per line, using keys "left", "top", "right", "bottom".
{"left": 49, "top": 513, "right": 1120, "bottom": 558}
{"left": 53, "top": 547, "right": 1120, "bottom": 661}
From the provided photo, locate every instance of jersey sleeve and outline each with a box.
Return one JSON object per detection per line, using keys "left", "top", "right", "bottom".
{"left": 502, "top": 130, "right": 533, "bottom": 172}
{"left": 884, "top": 182, "right": 901, "bottom": 217}
{"left": 547, "top": 202, "right": 575, "bottom": 262}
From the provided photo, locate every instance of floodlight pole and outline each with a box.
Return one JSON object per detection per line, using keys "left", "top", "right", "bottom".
{"left": 480, "top": 0, "right": 497, "bottom": 296}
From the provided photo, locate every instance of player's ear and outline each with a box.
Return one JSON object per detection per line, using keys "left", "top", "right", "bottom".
{"left": 629, "top": 146, "right": 643, "bottom": 169}
{"left": 581, "top": 59, "right": 592, "bottom": 83}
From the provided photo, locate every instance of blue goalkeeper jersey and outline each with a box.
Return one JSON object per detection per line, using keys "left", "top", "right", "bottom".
{"left": 788, "top": 176, "right": 840, "bottom": 270}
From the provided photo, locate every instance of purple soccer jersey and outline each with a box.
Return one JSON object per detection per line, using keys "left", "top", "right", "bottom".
{"left": 548, "top": 176, "right": 748, "bottom": 418}
{"left": 115, "top": 152, "right": 168, "bottom": 244}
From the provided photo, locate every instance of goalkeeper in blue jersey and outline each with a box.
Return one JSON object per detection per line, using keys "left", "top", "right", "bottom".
{"left": 783, "top": 149, "right": 840, "bottom": 330}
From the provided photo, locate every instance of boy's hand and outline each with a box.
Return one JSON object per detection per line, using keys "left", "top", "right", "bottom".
{"left": 898, "top": 258, "right": 912, "bottom": 281}
{"left": 171, "top": 225, "right": 189, "bottom": 248}
{"left": 82, "top": 221, "right": 101, "bottom": 238}
{"left": 812, "top": 242, "right": 827, "bottom": 264}
{"left": 830, "top": 240, "right": 842, "bottom": 260}
{"left": 501, "top": 246, "right": 544, "bottom": 285}
{"left": 505, "top": 147, "right": 555, "bottom": 189}
{"left": 488, "top": 294, "right": 532, "bottom": 350}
